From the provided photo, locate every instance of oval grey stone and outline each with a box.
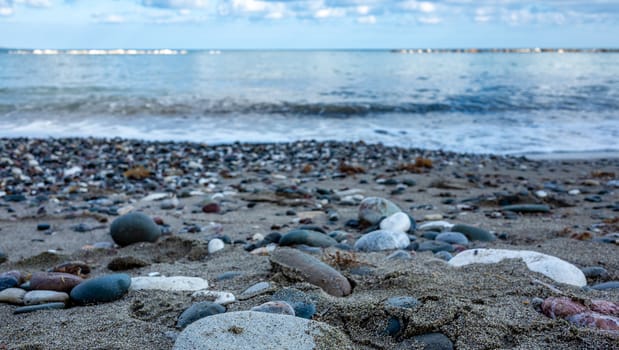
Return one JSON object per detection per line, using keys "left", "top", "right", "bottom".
{"left": 24, "top": 290, "right": 69, "bottom": 305}
{"left": 279, "top": 230, "right": 337, "bottom": 248}
{"left": 435, "top": 232, "right": 469, "bottom": 245}
{"left": 177, "top": 301, "right": 226, "bottom": 329}
{"left": 270, "top": 248, "right": 351, "bottom": 297}
{"left": 110, "top": 212, "right": 161, "bottom": 247}
{"left": 451, "top": 224, "right": 495, "bottom": 242}
{"left": 70, "top": 273, "right": 131, "bottom": 305}
{"left": 173, "top": 311, "right": 353, "bottom": 350}
{"left": 358, "top": 197, "right": 401, "bottom": 225}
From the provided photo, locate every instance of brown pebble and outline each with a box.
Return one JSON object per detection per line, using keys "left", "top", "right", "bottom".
{"left": 50, "top": 261, "right": 91, "bottom": 277}
{"left": 202, "top": 203, "right": 221, "bottom": 213}
{"left": 29, "top": 272, "right": 83, "bottom": 292}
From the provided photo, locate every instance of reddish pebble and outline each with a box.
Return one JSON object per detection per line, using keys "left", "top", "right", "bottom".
{"left": 153, "top": 216, "right": 165, "bottom": 225}
{"left": 29, "top": 272, "right": 83, "bottom": 293}
{"left": 541, "top": 297, "right": 587, "bottom": 319}
{"left": 202, "top": 203, "right": 221, "bottom": 214}
{"left": 568, "top": 312, "right": 619, "bottom": 331}
{"left": 50, "top": 261, "right": 91, "bottom": 277}
{"left": 590, "top": 299, "right": 619, "bottom": 316}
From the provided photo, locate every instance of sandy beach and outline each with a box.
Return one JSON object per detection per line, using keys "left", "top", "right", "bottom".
{"left": 0, "top": 137, "right": 618, "bottom": 349}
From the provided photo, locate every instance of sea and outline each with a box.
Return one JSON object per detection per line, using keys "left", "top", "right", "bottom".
{"left": 1, "top": 49, "right": 618, "bottom": 157}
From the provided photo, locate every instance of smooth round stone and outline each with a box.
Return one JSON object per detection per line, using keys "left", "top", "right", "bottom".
{"left": 386, "top": 296, "right": 420, "bottom": 309}
{"left": 451, "top": 224, "right": 495, "bottom": 242}
{"left": 29, "top": 272, "right": 83, "bottom": 292}
{"left": 279, "top": 230, "right": 337, "bottom": 248}
{"left": 215, "top": 271, "right": 242, "bottom": 281}
{"left": 251, "top": 301, "right": 295, "bottom": 316}
{"left": 434, "top": 251, "right": 453, "bottom": 261}
{"left": 110, "top": 212, "right": 161, "bottom": 247}
{"left": 410, "top": 333, "right": 454, "bottom": 350}
{"left": 130, "top": 276, "right": 209, "bottom": 291}
{"left": 271, "top": 288, "right": 316, "bottom": 319}
{"left": 263, "top": 232, "right": 282, "bottom": 244}
{"left": 591, "top": 281, "right": 619, "bottom": 290}
{"left": 177, "top": 301, "right": 226, "bottom": 329}
{"left": 422, "top": 231, "right": 439, "bottom": 240}
{"left": 0, "top": 276, "right": 18, "bottom": 291}
{"left": 270, "top": 248, "right": 351, "bottom": 297}
{"left": 418, "top": 240, "right": 454, "bottom": 253}
{"left": 70, "top": 273, "right": 131, "bottom": 305}
{"left": 501, "top": 204, "right": 551, "bottom": 213}
{"left": 14, "top": 302, "right": 66, "bottom": 314}
{"left": 449, "top": 249, "right": 586, "bottom": 287}
{"left": 328, "top": 231, "right": 352, "bottom": 243}
{"left": 173, "top": 311, "right": 353, "bottom": 350}
{"left": 581, "top": 266, "right": 609, "bottom": 279}
{"left": 239, "top": 281, "right": 271, "bottom": 299}
{"left": 354, "top": 230, "right": 410, "bottom": 252}
{"left": 379, "top": 212, "right": 411, "bottom": 233}
{"left": 24, "top": 290, "right": 69, "bottom": 305}
{"left": 208, "top": 238, "right": 225, "bottom": 254}
{"left": 435, "top": 232, "right": 469, "bottom": 245}
{"left": 0, "top": 287, "right": 26, "bottom": 304}
{"left": 358, "top": 197, "right": 401, "bottom": 225}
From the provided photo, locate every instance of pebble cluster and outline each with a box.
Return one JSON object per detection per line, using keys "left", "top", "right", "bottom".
{"left": 1, "top": 137, "right": 618, "bottom": 349}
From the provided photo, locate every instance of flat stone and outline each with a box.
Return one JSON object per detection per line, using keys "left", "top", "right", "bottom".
{"left": 379, "top": 212, "right": 411, "bottom": 233}
{"left": 250, "top": 301, "right": 295, "bottom": 316}
{"left": 110, "top": 212, "right": 161, "bottom": 247}
{"left": 417, "top": 241, "right": 454, "bottom": 253}
{"left": 24, "top": 290, "right": 69, "bottom": 305}
{"left": 270, "top": 248, "right": 351, "bottom": 297}
{"left": 354, "top": 230, "right": 410, "bottom": 252}
{"left": 70, "top": 273, "right": 131, "bottom": 305}
{"left": 131, "top": 276, "right": 209, "bottom": 291}
{"left": 191, "top": 290, "right": 236, "bottom": 305}
{"left": 358, "top": 197, "right": 401, "bottom": 225}
{"left": 581, "top": 266, "right": 609, "bottom": 279}
{"left": 418, "top": 221, "right": 454, "bottom": 231}
{"left": 29, "top": 272, "right": 83, "bottom": 293}
{"left": 451, "top": 224, "right": 495, "bottom": 242}
{"left": 173, "top": 311, "right": 353, "bottom": 350}
{"left": 449, "top": 249, "right": 586, "bottom": 287}
{"left": 239, "top": 282, "right": 271, "bottom": 299}
{"left": 279, "top": 230, "right": 337, "bottom": 248}
{"left": 176, "top": 301, "right": 226, "bottom": 329}
{"left": 591, "top": 281, "right": 619, "bottom": 290}
{"left": 501, "top": 204, "right": 551, "bottom": 213}
{"left": 0, "top": 288, "right": 26, "bottom": 304}
{"left": 14, "top": 302, "right": 66, "bottom": 314}
{"left": 435, "top": 232, "right": 469, "bottom": 245}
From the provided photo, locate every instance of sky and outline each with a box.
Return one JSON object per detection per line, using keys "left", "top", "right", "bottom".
{"left": 0, "top": 0, "right": 618, "bottom": 49}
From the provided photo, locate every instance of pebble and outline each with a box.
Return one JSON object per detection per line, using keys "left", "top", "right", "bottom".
{"left": 417, "top": 241, "right": 454, "bottom": 253}
{"left": 0, "top": 287, "right": 26, "bottom": 304}
{"left": 107, "top": 256, "right": 150, "bottom": 271}
{"left": 250, "top": 301, "right": 295, "bottom": 316}
{"left": 70, "top": 273, "right": 131, "bottom": 305}
{"left": 424, "top": 213, "right": 444, "bottom": 221}
{"left": 130, "top": 276, "right": 209, "bottom": 291}
{"left": 270, "top": 248, "right": 351, "bottom": 297}
{"left": 379, "top": 212, "right": 411, "bottom": 233}
{"left": 410, "top": 333, "right": 454, "bottom": 350}
{"left": 386, "top": 250, "right": 413, "bottom": 260}
{"left": 449, "top": 249, "right": 586, "bottom": 287}
{"left": 24, "top": 290, "right": 69, "bottom": 305}
{"left": 385, "top": 296, "right": 420, "bottom": 309}
{"left": 141, "top": 192, "right": 169, "bottom": 201}
{"left": 358, "top": 197, "right": 401, "bottom": 225}
{"left": 28, "top": 272, "right": 83, "bottom": 293}
{"left": 14, "top": 302, "right": 66, "bottom": 314}
{"left": 110, "top": 212, "right": 161, "bottom": 247}
{"left": 271, "top": 288, "right": 316, "bottom": 319}
{"left": 541, "top": 297, "right": 619, "bottom": 331}
{"left": 50, "top": 261, "right": 91, "bottom": 276}
{"left": 37, "top": 223, "right": 51, "bottom": 231}
{"left": 191, "top": 290, "right": 236, "bottom": 305}
{"left": 501, "top": 204, "right": 551, "bottom": 213}
{"left": 202, "top": 202, "right": 221, "bottom": 213}
{"left": 418, "top": 220, "right": 454, "bottom": 231}
{"left": 215, "top": 271, "right": 242, "bottom": 281}
{"left": 581, "top": 266, "right": 609, "bottom": 280}
{"left": 354, "top": 230, "right": 410, "bottom": 252}
{"left": 591, "top": 281, "right": 619, "bottom": 290}
{"left": 279, "top": 229, "right": 337, "bottom": 248}
{"left": 385, "top": 317, "right": 401, "bottom": 336}
{"left": 451, "top": 224, "right": 495, "bottom": 242}
{"left": 239, "top": 282, "right": 271, "bottom": 299}
{"left": 435, "top": 231, "right": 469, "bottom": 245}
{"left": 173, "top": 311, "right": 353, "bottom": 350}
{"left": 568, "top": 189, "right": 581, "bottom": 195}
{"left": 208, "top": 238, "right": 225, "bottom": 254}
{"left": 535, "top": 190, "right": 548, "bottom": 198}
{"left": 0, "top": 276, "right": 18, "bottom": 291}
{"left": 434, "top": 251, "right": 453, "bottom": 261}
{"left": 176, "top": 301, "right": 226, "bottom": 329}
{"left": 593, "top": 233, "right": 619, "bottom": 244}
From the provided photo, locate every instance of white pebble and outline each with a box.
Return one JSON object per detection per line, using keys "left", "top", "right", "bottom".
{"left": 191, "top": 290, "right": 236, "bottom": 305}
{"left": 568, "top": 189, "right": 581, "bottom": 195}
{"left": 535, "top": 190, "right": 548, "bottom": 198}
{"left": 379, "top": 212, "right": 411, "bottom": 233}
{"left": 208, "top": 238, "right": 225, "bottom": 254}
{"left": 252, "top": 233, "right": 264, "bottom": 241}
{"left": 131, "top": 276, "right": 209, "bottom": 291}
{"left": 424, "top": 213, "right": 444, "bottom": 221}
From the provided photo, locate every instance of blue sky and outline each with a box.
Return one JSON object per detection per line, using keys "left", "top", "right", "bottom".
{"left": 0, "top": 0, "right": 618, "bottom": 49}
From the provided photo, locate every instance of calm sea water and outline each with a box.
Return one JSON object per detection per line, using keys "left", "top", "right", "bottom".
{"left": 0, "top": 50, "right": 618, "bottom": 156}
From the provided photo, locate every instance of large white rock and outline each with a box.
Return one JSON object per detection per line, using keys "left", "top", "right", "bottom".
{"left": 354, "top": 230, "right": 410, "bottom": 252}
{"left": 173, "top": 311, "right": 353, "bottom": 350}
{"left": 379, "top": 212, "right": 411, "bottom": 233}
{"left": 130, "top": 276, "right": 209, "bottom": 291}
{"left": 448, "top": 249, "right": 587, "bottom": 287}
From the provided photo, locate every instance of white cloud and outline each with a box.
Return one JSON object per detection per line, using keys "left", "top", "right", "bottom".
{"left": 92, "top": 13, "right": 126, "bottom": 23}
{"left": 219, "top": 0, "right": 288, "bottom": 19}
{"left": 356, "top": 5, "right": 369, "bottom": 15}
{"left": 418, "top": 15, "right": 441, "bottom": 24}
{"left": 400, "top": 1, "right": 436, "bottom": 13}
{"left": 141, "top": 0, "right": 208, "bottom": 9}
{"left": 15, "top": 0, "right": 52, "bottom": 7}
{"left": 315, "top": 7, "right": 346, "bottom": 19}
{"left": 0, "top": 7, "right": 13, "bottom": 16}
{"left": 357, "top": 14, "right": 375, "bottom": 24}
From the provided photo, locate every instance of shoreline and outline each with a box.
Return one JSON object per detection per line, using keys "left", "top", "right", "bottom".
{"left": 0, "top": 136, "right": 618, "bottom": 349}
